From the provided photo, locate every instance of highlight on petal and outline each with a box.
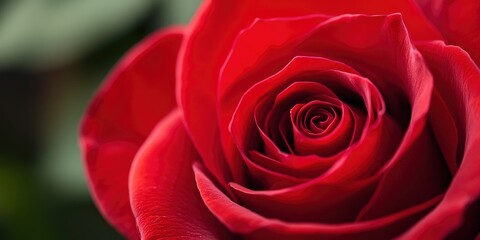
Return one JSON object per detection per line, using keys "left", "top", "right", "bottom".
{"left": 129, "top": 109, "right": 233, "bottom": 240}
{"left": 79, "top": 27, "right": 184, "bottom": 238}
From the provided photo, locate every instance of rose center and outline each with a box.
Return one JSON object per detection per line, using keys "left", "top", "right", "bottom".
{"left": 293, "top": 101, "right": 341, "bottom": 136}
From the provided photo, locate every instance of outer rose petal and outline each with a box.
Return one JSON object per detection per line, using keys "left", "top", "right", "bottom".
{"left": 79, "top": 28, "right": 184, "bottom": 239}
{"left": 401, "top": 42, "right": 480, "bottom": 239}
{"left": 194, "top": 163, "right": 443, "bottom": 239}
{"left": 178, "top": 0, "right": 442, "bottom": 188}
{"left": 415, "top": 0, "right": 480, "bottom": 66}
{"left": 129, "top": 109, "right": 234, "bottom": 240}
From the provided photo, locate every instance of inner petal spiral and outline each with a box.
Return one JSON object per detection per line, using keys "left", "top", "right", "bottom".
{"left": 295, "top": 102, "right": 338, "bottom": 135}
{"left": 259, "top": 81, "right": 365, "bottom": 157}
{"left": 230, "top": 56, "right": 394, "bottom": 187}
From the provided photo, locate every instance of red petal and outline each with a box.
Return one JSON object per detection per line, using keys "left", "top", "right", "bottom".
{"left": 429, "top": 89, "right": 459, "bottom": 174}
{"left": 401, "top": 41, "right": 480, "bottom": 239}
{"left": 194, "top": 163, "right": 443, "bottom": 239}
{"left": 178, "top": 0, "right": 442, "bottom": 186}
{"left": 415, "top": 0, "right": 480, "bottom": 66}
{"left": 79, "top": 28, "right": 184, "bottom": 238}
{"left": 229, "top": 177, "right": 376, "bottom": 223}
{"left": 129, "top": 109, "right": 233, "bottom": 239}
{"left": 357, "top": 126, "right": 450, "bottom": 220}
{"left": 243, "top": 154, "right": 310, "bottom": 190}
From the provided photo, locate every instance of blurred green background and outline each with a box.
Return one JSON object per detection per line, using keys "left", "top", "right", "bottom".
{"left": 0, "top": 0, "right": 201, "bottom": 239}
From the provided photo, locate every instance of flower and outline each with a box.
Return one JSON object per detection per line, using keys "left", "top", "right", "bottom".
{"left": 80, "top": 1, "right": 480, "bottom": 239}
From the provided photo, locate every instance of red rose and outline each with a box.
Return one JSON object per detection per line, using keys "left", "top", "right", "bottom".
{"left": 80, "top": 1, "right": 480, "bottom": 239}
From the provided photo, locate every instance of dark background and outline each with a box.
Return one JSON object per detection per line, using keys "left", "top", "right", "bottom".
{"left": 0, "top": 0, "right": 200, "bottom": 239}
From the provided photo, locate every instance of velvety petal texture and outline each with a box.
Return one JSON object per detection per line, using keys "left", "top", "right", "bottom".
{"left": 194, "top": 164, "right": 443, "bottom": 240}
{"left": 80, "top": 28, "right": 184, "bottom": 239}
{"left": 129, "top": 109, "right": 233, "bottom": 239}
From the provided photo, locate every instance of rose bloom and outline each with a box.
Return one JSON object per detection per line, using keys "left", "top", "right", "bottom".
{"left": 79, "top": 0, "right": 480, "bottom": 239}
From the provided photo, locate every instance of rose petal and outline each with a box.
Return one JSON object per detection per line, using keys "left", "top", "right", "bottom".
{"left": 194, "top": 163, "right": 443, "bottom": 239}
{"left": 357, "top": 125, "right": 450, "bottom": 220}
{"left": 248, "top": 151, "right": 334, "bottom": 179}
{"left": 229, "top": 177, "right": 376, "bottom": 223}
{"left": 401, "top": 41, "right": 480, "bottom": 239}
{"left": 243, "top": 154, "right": 310, "bottom": 190}
{"left": 429, "top": 89, "right": 459, "bottom": 174}
{"left": 79, "top": 28, "right": 183, "bottom": 239}
{"left": 129, "top": 109, "right": 234, "bottom": 239}
{"left": 415, "top": 0, "right": 480, "bottom": 66}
